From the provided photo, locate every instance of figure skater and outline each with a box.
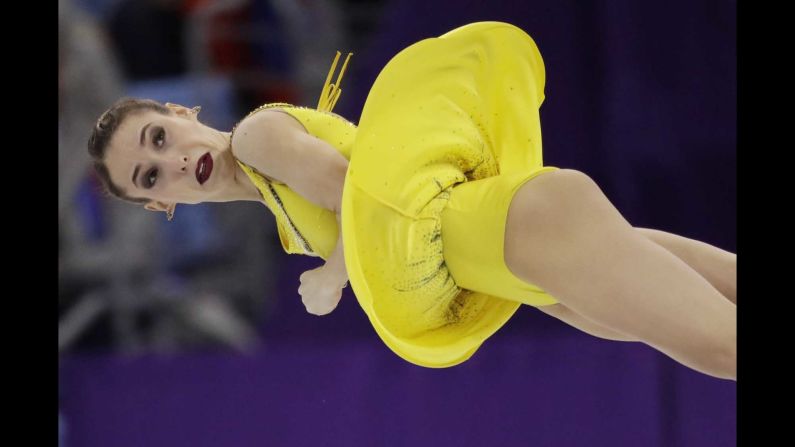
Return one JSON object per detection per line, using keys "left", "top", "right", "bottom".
{"left": 88, "top": 22, "right": 736, "bottom": 380}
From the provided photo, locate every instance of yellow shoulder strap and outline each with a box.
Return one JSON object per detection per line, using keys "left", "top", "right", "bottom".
{"left": 317, "top": 51, "right": 353, "bottom": 113}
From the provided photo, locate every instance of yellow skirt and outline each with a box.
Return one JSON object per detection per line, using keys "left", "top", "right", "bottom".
{"left": 342, "top": 21, "right": 559, "bottom": 368}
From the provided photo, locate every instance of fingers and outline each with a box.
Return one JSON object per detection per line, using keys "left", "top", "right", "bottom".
{"left": 302, "top": 294, "right": 339, "bottom": 316}
{"left": 300, "top": 286, "right": 343, "bottom": 316}
{"left": 304, "top": 303, "right": 335, "bottom": 316}
{"left": 298, "top": 267, "right": 344, "bottom": 316}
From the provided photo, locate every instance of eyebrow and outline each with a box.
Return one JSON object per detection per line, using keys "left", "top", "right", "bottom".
{"left": 139, "top": 122, "right": 151, "bottom": 146}
{"left": 131, "top": 165, "right": 141, "bottom": 188}
{"left": 131, "top": 122, "right": 152, "bottom": 188}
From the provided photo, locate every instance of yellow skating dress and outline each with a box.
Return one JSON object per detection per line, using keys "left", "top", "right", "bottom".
{"left": 238, "top": 21, "right": 560, "bottom": 369}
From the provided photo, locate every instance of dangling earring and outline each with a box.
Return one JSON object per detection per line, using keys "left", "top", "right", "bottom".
{"left": 192, "top": 106, "right": 201, "bottom": 115}
{"left": 166, "top": 206, "right": 175, "bottom": 222}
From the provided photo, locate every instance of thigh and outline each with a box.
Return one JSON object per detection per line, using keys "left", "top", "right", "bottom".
{"left": 636, "top": 227, "right": 736, "bottom": 304}
{"left": 504, "top": 169, "right": 736, "bottom": 378}
{"left": 536, "top": 303, "right": 637, "bottom": 342}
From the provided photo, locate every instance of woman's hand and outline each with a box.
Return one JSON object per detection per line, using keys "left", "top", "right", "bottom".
{"left": 298, "top": 265, "right": 347, "bottom": 316}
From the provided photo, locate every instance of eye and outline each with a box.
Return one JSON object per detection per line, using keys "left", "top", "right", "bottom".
{"left": 145, "top": 168, "right": 158, "bottom": 188}
{"left": 153, "top": 127, "right": 166, "bottom": 148}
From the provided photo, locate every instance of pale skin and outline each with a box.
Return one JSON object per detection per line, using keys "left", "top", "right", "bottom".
{"left": 504, "top": 170, "right": 736, "bottom": 380}
{"left": 104, "top": 104, "right": 350, "bottom": 316}
{"left": 535, "top": 227, "right": 736, "bottom": 343}
{"left": 104, "top": 103, "right": 736, "bottom": 380}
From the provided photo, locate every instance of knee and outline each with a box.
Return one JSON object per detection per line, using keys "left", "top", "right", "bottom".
{"left": 699, "top": 333, "right": 736, "bottom": 380}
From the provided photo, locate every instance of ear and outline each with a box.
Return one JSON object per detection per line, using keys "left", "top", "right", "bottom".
{"left": 164, "top": 102, "right": 192, "bottom": 117}
{"left": 144, "top": 201, "right": 172, "bottom": 213}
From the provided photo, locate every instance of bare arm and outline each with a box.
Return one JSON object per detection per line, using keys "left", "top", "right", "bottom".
{"left": 233, "top": 110, "right": 350, "bottom": 313}
{"left": 323, "top": 212, "right": 349, "bottom": 287}
{"left": 232, "top": 109, "right": 349, "bottom": 213}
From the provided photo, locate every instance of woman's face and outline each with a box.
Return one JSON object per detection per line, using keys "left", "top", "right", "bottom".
{"left": 104, "top": 104, "right": 235, "bottom": 209}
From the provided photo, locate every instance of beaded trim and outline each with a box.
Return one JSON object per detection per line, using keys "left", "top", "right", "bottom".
{"left": 236, "top": 160, "right": 316, "bottom": 255}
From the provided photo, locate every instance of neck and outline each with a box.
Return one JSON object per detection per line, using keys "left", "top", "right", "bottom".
{"left": 199, "top": 130, "right": 264, "bottom": 203}
{"left": 221, "top": 130, "right": 263, "bottom": 202}
{"left": 232, "top": 161, "right": 265, "bottom": 202}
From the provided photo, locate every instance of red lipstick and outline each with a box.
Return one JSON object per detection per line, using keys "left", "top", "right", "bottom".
{"left": 196, "top": 152, "right": 213, "bottom": 185}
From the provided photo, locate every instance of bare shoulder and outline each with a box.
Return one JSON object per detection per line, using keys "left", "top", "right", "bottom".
{"left": 231, "top": 109, "right": 308, "bottom": 183}
{"left": 232, "top": 108, "right": 306, "bottom": 157}
{"left": 230, "top": 107, "right": 350, "bottom": 212}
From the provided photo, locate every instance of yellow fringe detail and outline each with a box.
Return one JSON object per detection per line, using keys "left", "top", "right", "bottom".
{"left": 317, "top": 51, "right": 353, "bottom": 113}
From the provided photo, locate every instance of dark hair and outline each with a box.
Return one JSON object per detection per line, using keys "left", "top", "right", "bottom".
{"left": 87, "top": 98, "right": 170, "bottom": 204}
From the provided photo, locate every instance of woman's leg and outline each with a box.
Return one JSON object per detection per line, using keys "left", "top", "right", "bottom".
{"left": 635, "top": 228, "right": 736, "bottom": 304}
{"left": 532, "top": 229, "right": 735, "bottom": 342}
{"left": 504, "top": 169, "right": 736, "bottom": 380}
{"left": 535, "top": 303, "right": 638, "bottom": 342}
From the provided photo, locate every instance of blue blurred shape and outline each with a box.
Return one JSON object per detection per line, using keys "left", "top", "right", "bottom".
{"left": 76, "top": 175, "right": 105, "bottom": 241}
{"left": 126, "top": 76, "right": 238, "bottom": 130}
{"left": 161, "top": 203, "right": 224, "bottom": 273}
{"left": 72, "top": 0, "right": 125, "bottom": 21}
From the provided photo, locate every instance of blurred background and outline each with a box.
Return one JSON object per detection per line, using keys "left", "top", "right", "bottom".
{"left": 58, "top": 0, "right": 736, "bottom": 446}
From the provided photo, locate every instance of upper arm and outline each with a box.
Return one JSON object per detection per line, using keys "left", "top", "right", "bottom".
{"left": 505, "top": 169, "right": 733, "bottom": 349}
{"left": 233, "top": 110, "right": 349, "bottom": 213}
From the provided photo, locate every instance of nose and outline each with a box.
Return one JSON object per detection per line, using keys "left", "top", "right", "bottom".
{"left": 164, "top": 155, "right": 189, "bottom": 174}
